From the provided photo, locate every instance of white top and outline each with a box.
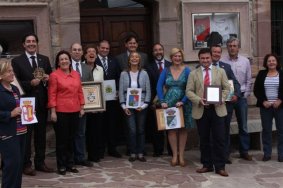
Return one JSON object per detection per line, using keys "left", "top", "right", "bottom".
{"left": 92, "top": 65, "right": 104, "bottom": 82}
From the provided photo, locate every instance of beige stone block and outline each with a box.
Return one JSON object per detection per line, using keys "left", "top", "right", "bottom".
{"left": 157, "top": 0, "right": 180, "bottom": 20}
{"left": 60, "top": 23, "right": 81, "bottom": 50}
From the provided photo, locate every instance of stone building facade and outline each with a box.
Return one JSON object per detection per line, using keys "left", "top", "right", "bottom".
{"left": 0, "top": 0, "right": 277, "bottom": 148}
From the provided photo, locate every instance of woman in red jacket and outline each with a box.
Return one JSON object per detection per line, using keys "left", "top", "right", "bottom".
{"left": 48, "top": 50, "right": 84, "bottom": 175}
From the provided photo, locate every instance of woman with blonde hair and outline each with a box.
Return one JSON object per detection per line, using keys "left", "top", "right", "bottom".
{"left": 0, "top": 60, "right": 26, "bottom": 187}
{"left": 119, "top": 52, "right": 151, "bottom": 162}
{"left": 157, "top": 48, "right": 192, "bottom": 167}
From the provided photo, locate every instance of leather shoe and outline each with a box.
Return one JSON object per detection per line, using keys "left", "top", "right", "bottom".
{"left": 109, "top": 151, "right": 122, "bottom": 158}
{"left": 128, "top": 156, "right": 136, "bottom": 162}
{"left": 23, "top": 167, "right": 36, "bottom": 176}
{"left": 138, "top": 156, "right": 146, "bottom": 162}
{"left": 170, "top": 159, "right": 178, "bottom": 167}
{"left": 196, "top": 167, "right": 214, "bottom": 173}
{"left": 216, "top": 170, "right": 229, "bottom": 177}
{"left": 240, "top": 153, "right": 253, "bottom": 161}
{"left": 57, "top": 168, "right": 66, "bottom": 175}
{"left": 66, "top": 167, "right": 79, "bottom": 173}
{"left": 153, "top": 153, "right": 162, "bottom": 157}
{"left": 179, "top": 160, "right": 187, "bottom": 167}
{"left": 75, "top": 160, "right": 93, "bottom": 167}
{"left": 226, "top": 159, "right": 232, "bottom": 164}
{"left": 35, "top": 164, "right": 54, "bottom": 173}
{"left": 262, "top": 156, "right": 271, "bottom": 162}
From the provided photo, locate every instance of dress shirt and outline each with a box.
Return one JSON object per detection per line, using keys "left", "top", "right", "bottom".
{"left": 98, "top": 55, "right": 108, "bottom": 69}
{"left": 155, "top": 59, "right": 165, "bottom": 70}
{"left": 221, "top": 55, "right": 252, "bottom": 97}
{"left": 25, "top": 51, "right": 37, "bottom": 67}
{"left": 72, "top": 60, "right": 82, "bottom": 76}
{"left": 201, "top": 65, "right": 212, "bottom": 85}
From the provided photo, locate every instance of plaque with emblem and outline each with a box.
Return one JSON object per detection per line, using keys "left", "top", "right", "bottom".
{"left": 33, "top": 67, "right": 45, "bottom": 80}
{"left": 82, "top": 81, "right": 106, "bottom": 112}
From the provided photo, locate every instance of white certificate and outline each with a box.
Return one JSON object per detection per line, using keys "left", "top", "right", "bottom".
{"left": 20, "top": 97, "right": 38, "bottom": 124}
{"left": 103, "top": 80, "right": 116, "bottom": 101}
{"left": 205, "top": 85, "right": 221, "bottom": 104}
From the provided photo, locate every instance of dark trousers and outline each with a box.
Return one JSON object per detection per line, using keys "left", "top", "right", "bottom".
{"left": 0, "top": 134, "right": 26, "bottom": 188}
{"left": 24, "top": 110, "right": 47, "bottom": 168}
{"left": 86, "top": 112, "right": 104, "bottom": 160}
{"left": 196, "top": 107, "right": 226, "bottom": 171}
{"left": 74, "top": 114, "right": 87, "bottom": 163}
{"left": 102, "top": 101, "right": 120, "bottom": 153}
{"left": 224, "top": 102, "right": 234, "bottom": 160}
{"left": 53, "top": 112, "right": 79, "bottom": 170}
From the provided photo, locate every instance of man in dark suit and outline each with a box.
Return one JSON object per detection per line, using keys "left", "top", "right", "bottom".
{"left": 186, "top": 48, "right": 230, "bottom": 177}
{"left": 211, "top": 44, "right": 241, "bottom": 164}
{"left": 95, "top": 40, "right": 122, "bottom": 158}
{"left": 145, "top": 43, "right": 171, "bottom": 157}
{"left": 115, "top": 35, "right": 148, "bottom": 71}
{"left": 70, "top": 43, "right": 94, "bottom": 167}
{"left": 12, "top": 33, "right": 53, "bottom": 176}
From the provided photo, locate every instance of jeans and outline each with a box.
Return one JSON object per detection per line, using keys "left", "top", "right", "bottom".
{"left": 74, "top": 114, "right": 86, "bottom": 162}
{"left": 260, "top": 107, "right": 283, "bottom": 158}
{"left": 233, "top": 97, "right": 250, "bottom": 154}
{"left": 126, "top": 108, "right": 147, "bottom": 155}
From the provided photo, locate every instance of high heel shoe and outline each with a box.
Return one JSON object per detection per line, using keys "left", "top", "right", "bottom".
{"left": 179, "top": 160, "right": 187, "bottom": 167}
{"left": 179, "top": 156, "right": 187, "bottom": 167}
{"left": 170, "top": 159, "right": 178, "bottom": 166}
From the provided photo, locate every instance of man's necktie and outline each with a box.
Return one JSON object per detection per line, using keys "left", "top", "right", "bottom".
{"left": 30, "top": 56, "right": 37, "bottom": 70}
{"left": 158, "top": 61, "right": 163, "bottom": 73}
{"left": 76, "top": 62, "right": 81, "bottom": 76}
{"left": 102, "top": 57, "right": 108, "bottom": 75}
{"left": 204, "top": 68, "right": 210, "bottom": 86}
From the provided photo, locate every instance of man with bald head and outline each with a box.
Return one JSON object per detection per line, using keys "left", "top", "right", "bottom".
{"left": 70, "top": 43, "right": 93, "bottom": 167}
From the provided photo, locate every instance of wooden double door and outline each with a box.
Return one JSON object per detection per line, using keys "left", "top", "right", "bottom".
{"left": 80, "top": 8, "right": 152, "bottom": 57}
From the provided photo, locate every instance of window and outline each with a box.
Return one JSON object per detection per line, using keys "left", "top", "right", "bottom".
{"left": 192, "top": 13, "right": 240, "bottom": 49}
{"left": 0, "top": 20, "right": 34, "bottom": 58}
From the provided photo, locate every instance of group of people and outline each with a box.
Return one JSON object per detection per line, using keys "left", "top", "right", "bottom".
{"left": 0, "top": 32, "right": 282, "bottom": 187}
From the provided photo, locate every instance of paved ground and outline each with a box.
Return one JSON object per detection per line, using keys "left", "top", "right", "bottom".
{"left": 21, "top": 148, "right": 283, "bottom": 188}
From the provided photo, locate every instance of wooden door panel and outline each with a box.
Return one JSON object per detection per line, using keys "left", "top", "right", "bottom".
{"left": 80, "top": 9, "right": 151, "bottom": 56}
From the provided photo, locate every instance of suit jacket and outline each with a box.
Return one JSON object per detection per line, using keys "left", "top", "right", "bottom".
{"left": 95, "top": 56, "right": 120, "bottom": 89}
{"left": 186, "top": 65, "right": 230, "bottom": 119}
{"left": 48, "top": 69, "right": 84, "bottom": 112}
{"left": 11, "top": 53, "right": 52, "bottom": 111}
{"left": 72, "top": 60, "right": 93, "bottom": 82}
{"left": 0, "top": 84, "right": 20, "bottom": 136}
{"left": 145, "top": 59, "right": 171, "bottom": 101}
{"left": 253, "top": 69, "right": 283, "bottom": 108}
{"left": 218, "top": 61, "right": 241, "bottom": 98}
{"left": 115, "top": 51, "right": 149, "bottom": 71}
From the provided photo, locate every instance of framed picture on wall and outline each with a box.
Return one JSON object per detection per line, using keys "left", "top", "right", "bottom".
{"left": 192, "top": 12, "right": 240, "bottom": 49}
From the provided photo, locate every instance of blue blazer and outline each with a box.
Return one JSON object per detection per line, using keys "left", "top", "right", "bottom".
{"left": 0, "top": 84, "right": 20, "bottom": 136}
